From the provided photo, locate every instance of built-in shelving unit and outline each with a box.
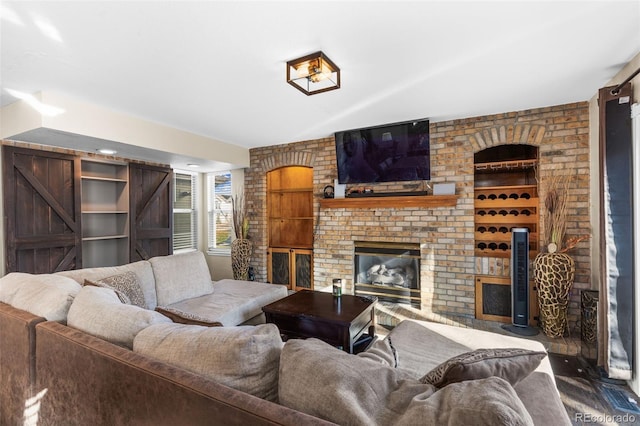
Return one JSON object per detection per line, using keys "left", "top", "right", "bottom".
{"left": 473, "top": 145, "right": 539, "bottom": 259}
{"left": 474, "top": 185, "right": 539, "bottom": 258}
{"left": 267, "top": 166, "right": 314, "bottom": 290}
{"left": 81, "top": 159, "right": 129, "bottom": 267}
{"left": 473, "top": 145, "right": 540, "bottom": 324}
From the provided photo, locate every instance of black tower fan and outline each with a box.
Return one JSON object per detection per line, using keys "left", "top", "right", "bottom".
{"left": 511, "top": 228, "right": 529, "bottom": 327}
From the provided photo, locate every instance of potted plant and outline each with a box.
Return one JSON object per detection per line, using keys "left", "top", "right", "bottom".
{"left": 534, "top": 174, "right": 589, "bottom": 337}
{"left": 231, "top": 194, "right": 252, "bottom": 280}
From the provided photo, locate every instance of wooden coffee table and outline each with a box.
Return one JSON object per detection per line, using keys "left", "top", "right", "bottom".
{"left": 262, "top": 290, "right": 376, "bottom": 354}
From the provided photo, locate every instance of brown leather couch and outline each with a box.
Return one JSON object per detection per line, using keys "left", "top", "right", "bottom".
{"left": 0, "top": 303, "right": 45, "bottom": 426}
{"left": 0, "top": 302, "right": 333, "bottom": 426}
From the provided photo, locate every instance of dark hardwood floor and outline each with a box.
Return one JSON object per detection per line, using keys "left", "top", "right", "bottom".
{"left": 550, "top": 354, "right": 640, "bottom": 425}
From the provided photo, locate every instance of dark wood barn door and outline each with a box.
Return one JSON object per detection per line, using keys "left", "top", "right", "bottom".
{"left": 129, "top": 163, "right": 173, "bottom": 261}
{"left": 3, "top": 146, "right": 82, "bottom": 273}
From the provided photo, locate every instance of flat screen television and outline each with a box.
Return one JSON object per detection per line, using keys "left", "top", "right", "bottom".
{"left": 335, "top": 119, "right": 430, "bottom": 184}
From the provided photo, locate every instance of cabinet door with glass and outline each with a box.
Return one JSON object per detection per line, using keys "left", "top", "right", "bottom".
{"left": 267, "top": 248, "right": 313, "bottom": 291}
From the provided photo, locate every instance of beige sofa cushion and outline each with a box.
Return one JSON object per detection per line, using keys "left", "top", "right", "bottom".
{"left": 67, "top": 286, "right": 171, "bottom": 349}
{"left": 133, "top": 323, "right": 283, "bottom": 401}
{"left": 56, "top": 260, "right": 157, "bottom": 309}
{"left": 279, "top": 338, "right": 533, "bottom": 426}
{"left": 149, "top": 251, "right": 213, "bottom": 306}
{"left": 166, "top": 279, "right": 287, "bottom": 326}
{"left": 0, "top": 272, "right": 82, "bottom": 322}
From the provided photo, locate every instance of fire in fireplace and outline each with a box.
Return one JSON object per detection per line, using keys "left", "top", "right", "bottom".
{"left": 353, "top": 241, "right": 420, "bottom": 308}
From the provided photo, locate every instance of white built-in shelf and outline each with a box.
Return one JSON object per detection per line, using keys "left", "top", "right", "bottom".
{"left": 80, "top": 159, "right": 130, "bottom": 267}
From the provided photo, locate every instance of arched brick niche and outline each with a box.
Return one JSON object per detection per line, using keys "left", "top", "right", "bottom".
{"left": 245, "top": 144, "right": 321, "bottom": 284}
{"left": 469, "top": 124, "right": 547, "bottom": 151}
{"left": 464, "top": 111, "right": 591, "bottom": 330}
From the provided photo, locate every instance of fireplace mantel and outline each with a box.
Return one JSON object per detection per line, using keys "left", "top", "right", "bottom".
{"left": 319, "top": 194, "right": 458, "bottom": 209}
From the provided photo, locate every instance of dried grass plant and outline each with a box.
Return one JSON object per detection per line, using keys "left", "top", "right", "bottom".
{"left": 541, "top": 173, "right": 589, "bottom": 253}
{"left": 232, "top": 194, "right": 249, "bottom": 239}
{"left": 542, "top": 174, "right": 571, "bottom": 251}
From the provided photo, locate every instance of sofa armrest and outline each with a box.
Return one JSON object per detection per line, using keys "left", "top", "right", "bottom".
{"left": 0, "top": 302, "right": 46, "bottom": 425}
{"left": 35, "top": 321, "right": 334, "bottom": 426}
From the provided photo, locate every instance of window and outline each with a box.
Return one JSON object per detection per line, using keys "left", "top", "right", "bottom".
{"left": 207, "top": 171, "right": 232, "bottom": 253}
{"left": 173, "top": 171, "right": 198, "bottom": 252}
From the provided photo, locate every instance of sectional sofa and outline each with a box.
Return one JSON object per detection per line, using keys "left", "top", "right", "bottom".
{"left": 0, "top": 251, "right": 571, "bottom": 425}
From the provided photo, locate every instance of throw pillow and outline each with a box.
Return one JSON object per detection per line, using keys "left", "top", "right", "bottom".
{"left": 420, "top": 348, "right": 547, "bottom": 388}
{"left": 85, "top": 271, "right": 146, "bottom": 308}
{"left": 155, "top": 306, "right": 222, "bottom": 327}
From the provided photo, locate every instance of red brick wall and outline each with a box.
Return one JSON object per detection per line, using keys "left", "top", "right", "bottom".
{"left": 246, "top": 102, "right": 590, "bottom": 330}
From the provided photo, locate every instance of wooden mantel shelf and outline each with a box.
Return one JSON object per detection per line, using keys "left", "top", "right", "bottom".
{"left": 319, "top": 194, "right": 458, "bottom": 209}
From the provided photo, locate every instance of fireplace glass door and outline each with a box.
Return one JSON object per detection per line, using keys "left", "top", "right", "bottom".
{"left": 354, "top": 241, "right": 420, "bottom": 308}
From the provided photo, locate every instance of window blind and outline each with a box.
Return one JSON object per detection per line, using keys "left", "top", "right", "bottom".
{"left": 173, "top": 172, "right": 197, "bottom": 251}
{"left": 207, "top": 172, "right": 232, "bottom": 251}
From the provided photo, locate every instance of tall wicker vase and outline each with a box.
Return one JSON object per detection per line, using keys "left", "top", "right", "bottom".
{"left": 533, "top": 252, "right": 575, "bottom": 338}
{"left": 231, "top": 238, "right": 253, "bottom": 281}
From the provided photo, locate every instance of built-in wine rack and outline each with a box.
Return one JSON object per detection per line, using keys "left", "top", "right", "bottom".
{"left": 474, "top": 185, "right": 538, "bottom": 258}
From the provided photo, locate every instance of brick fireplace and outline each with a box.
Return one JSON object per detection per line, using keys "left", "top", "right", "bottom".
{"left": 245, "top": 102, "right": 591, "bottom": 332}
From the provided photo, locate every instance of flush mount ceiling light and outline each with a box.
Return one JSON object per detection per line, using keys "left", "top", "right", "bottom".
{"left": 97, "top": 148, "right": 117, "bottom": 155}
{"left": 286, "top": 51, "right": 340, "bottom": 96}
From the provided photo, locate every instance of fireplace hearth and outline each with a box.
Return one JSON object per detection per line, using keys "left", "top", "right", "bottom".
{"left": 353, "top": 241, "right": 421, "bottom": 308}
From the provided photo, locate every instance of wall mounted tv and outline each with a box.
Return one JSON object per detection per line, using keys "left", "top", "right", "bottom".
{"left": 335, "top": 119, "right": 430, "bottom": 184}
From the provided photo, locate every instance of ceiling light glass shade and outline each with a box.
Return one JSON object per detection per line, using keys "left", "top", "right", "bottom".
{"left": 286, "top": 51, "right": 340, "bottom": 95}
{"left": 97, "top": 148, "right": 117, "bottom": 155}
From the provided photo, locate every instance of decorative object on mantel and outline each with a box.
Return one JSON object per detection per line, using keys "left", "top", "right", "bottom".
{"left": 333, "top": 178, "right": 346, "bottom": 199}
{"left": 231, "top": 194, "right": 252, "bottom": 281}
{"left": 533, "top": 174, "right": 589, "bottom": 338}
{"left": 323, "top": 185, "right": 334, "bottom": 199}
{"left": 286, "top": 51, "right": 340, "bottom": 96}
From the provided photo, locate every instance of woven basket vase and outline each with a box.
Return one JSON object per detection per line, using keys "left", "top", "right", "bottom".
{"left": 533, "top": 252, "right": 575, "bottom": 338}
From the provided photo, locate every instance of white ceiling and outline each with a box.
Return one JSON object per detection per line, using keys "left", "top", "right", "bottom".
{"left": 2, "top": 1, "right": 640, "bottom": 156}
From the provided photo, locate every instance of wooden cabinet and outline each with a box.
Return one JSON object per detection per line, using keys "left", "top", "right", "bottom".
{"left": 81, "top": 159, "right": 130, "bottom": 267}
{"left": 267, "top": 166, "right": 314, "bottom": 289}
{"left": 475, "top": 275, "right": 538, "bottom": 325}
{"left": 267, "top": 248, "right": 313, "bottom": 291}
